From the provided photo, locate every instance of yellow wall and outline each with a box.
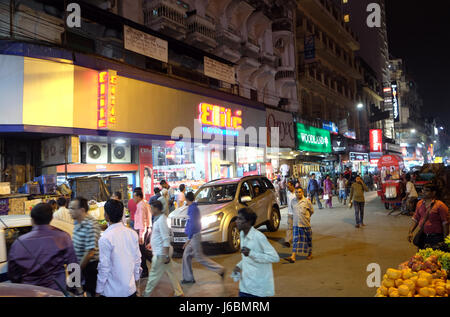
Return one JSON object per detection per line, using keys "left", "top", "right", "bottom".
{"left": 73, "top": 66, "right": 98, "bottom": 130}
{"left": 23, "top": 57, "right": 74, "bottom": 127}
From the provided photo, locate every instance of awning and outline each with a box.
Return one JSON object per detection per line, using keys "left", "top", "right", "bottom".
{"left": 377, "top": 155, "right": 405, "bottom": 170}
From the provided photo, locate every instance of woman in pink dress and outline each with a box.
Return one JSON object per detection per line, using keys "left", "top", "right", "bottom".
{"left": 323, "top": 175, "right": 334, "bottom": 208}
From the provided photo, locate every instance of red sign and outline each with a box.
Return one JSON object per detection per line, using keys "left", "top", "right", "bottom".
{"left": 139, "top": 146, "right": 153, "bottom": 201}
{"left": 198, "top": 103, "right": 242, "bottom": 129}
{"left": 370, "top": 129, "right": 383, "bottom": 152}
{"left": 98, "top": 70, "right": 118, "bottom": 129}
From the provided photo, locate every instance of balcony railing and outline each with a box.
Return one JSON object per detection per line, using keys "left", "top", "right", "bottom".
{"left": 275, "top": 70, "right": 295, "bottom": 81}
{"left": 187, "top": 15, "right": 216, "bottom": 41}
{"left": 144, "top": 3, "right": 187, "bottom": 27}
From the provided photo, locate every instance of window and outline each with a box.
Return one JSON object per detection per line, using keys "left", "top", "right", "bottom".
{"left": 261, "top": 178, "right": 275, "bottom": 190}
{"left": 249, "top": 179, "right": 265, "bottom": 197}
{"left": 344, "top": 15, "right": 350, "bottom": 23}
{"left": 240, "top": 182, "right": 252, "bottom": 199}
{"left": 5, "top": 227, "right": 33, "bottom": 257}
{"left": 195, "top": 184, "right": 238, "bottom": 204}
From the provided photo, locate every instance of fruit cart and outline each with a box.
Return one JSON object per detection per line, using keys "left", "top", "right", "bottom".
{"left": 376, "top": 155, "right": 405, "bottom": 210}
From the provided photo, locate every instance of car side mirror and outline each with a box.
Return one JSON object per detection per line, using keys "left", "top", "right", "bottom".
{"left": 240, "top": 196, "right": 252, "bottom": 204}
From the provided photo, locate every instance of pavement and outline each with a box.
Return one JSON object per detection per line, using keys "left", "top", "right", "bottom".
{"left": 138, "top": 191, "right": 418, "bottom": 297}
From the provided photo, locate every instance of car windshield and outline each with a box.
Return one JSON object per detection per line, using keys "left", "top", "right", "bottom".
{"left": 195, "top": 184, "right": 238, "bottom": 204}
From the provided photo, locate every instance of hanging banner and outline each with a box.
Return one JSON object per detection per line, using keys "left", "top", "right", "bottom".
{"left": 124, "top": 25, "right": 168, "bottom": 63}
{"left": 139, "top": 146, "right": 153, "bottom": 201}
{"left": 204, "top": 56, "right": 236, "bottom": 84}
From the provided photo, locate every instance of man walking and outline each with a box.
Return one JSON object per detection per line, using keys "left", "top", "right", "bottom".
{"left": 232, "top": 208, "right": 279, "bottom": 297}
{"left": 284, "top": 187, "right": 314, "bottom": 263}
{"left": 408, "top": 184, "right": 449, "bottom": 250}
{"left": 8, "top": 203, "right": 78, "bottom": 292}
{"left": 69, "top": 197, "right": 102, "bottom": 296}
{"left": 181, "top": 192, "right": 225, "bottom": 284}
{"left": 160, "top": 180, "right": 176, "bottom": 212}
{"left": 133, "top": 190, "right": 152, "bottom": 278}
{"left": 143, "top": 200, "right": 184, "bottom": 297}
{"left": 96, "top": 199, "right": 141, "bottom": 297}
{"left": 307, "top": 173, "right": 323, "bottom": 209}
{"left": 337, "top": 174, "right": 348, "bottom": 205}
{"left": 402, "top": 173, "right": 418, "bottom": 216}
{"left": 349, "top": 176, "right": 369, "bottom": 228}
{"left": 284, "top": 180, "right": 297, "bottom": 248}
{"left": 53, "top": 197, "right": 73, "bottom": 224}
{"left": 279, "top": 177, "right": 287, "bottom": 206}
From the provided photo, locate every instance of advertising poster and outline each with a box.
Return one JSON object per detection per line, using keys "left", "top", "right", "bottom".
{"left": 139, "top": 146, "right": 153, "bottom": 201}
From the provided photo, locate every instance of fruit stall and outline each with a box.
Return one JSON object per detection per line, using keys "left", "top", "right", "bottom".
{"left": 376, "top": 247, "right": 450, "bottom": 297}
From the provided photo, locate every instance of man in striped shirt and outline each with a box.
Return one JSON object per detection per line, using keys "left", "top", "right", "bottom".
{"left": 69, "top": 197, "right": 101, "bottom": 297}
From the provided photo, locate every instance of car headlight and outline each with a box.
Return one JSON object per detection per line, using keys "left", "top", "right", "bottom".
{"left": 201, "top": 212, "right": 223, "bottom": 229}
{"left": 167, "top": 217, "right": 172, "bottom": 229}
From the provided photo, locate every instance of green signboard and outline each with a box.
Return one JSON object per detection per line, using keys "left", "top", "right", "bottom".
{"left": 296, "top": 123, "right": 332, "bottom": 153}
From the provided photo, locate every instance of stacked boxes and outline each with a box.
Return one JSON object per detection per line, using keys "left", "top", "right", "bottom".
{"left": 34, "top": 175, "right": 57, "bottom": 195}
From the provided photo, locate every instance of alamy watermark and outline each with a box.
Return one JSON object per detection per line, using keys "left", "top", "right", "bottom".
{"left": 367, "top": 3, "right": 382, "bottom": 28}
{"left": 66, "top": 3, "right": 81, "bottom": 28}
{"left": 366, "top": 263, "right": 381, "bottom": 288}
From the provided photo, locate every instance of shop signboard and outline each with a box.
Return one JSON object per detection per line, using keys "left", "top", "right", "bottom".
{"left": 331, "top": 137, "right": 347, "bottom": 153}
{"left": 124, "top": 25, "right": 168, "bottom": 63}
{"left": 199, "top": 102, "right": 242, "bottom": 137}
{"left": 391, "top": 82, "right": 400, "bottom": 123}
{"left": 339, "top": 119, "right": 348, "bottom": 134}
{"left": 384, "top": 142, "right": 402, "bottom": 154}
{"left": 434, "top": 157, "right": 443, "bottom": 163}
{"left": 370, "top": 129, "right": 383, "bottom": 152}
{"left": 204, "top": 57, "right": 236, "bottom": 85}
{"left": 266, "top": 108, "right": 295, "bottom": 148}
{"left": 295, "top": 123, "right": 331, "bottom": 153}
{"left": 344, "top": 130, "right": 356, "bottom": 140}
{"left": 139, "top": 146, "right": 153, "bottom": 202}
{"left": 350, "top": 152, "right": 369, "bottom": 162}
{"left": 98, "top": 70, "right": 118, "bottom": 129}
{"left": 322, "top": 121, "right": 339, "bottom": 135}
{"left": 41, "top": 136, "right": 80, "bottom": 167}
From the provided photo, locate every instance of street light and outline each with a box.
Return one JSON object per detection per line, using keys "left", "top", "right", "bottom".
{"left": 411, "top": 129, "right": 416, "bottom": 134}
{"left": 357, "top": 103, "right": 363, "bottom": 110}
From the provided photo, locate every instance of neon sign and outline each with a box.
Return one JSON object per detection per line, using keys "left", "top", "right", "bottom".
{"left": 98, "top": 70, "right": 118, "bottom": 129}
{"left": 198, "top": 103, "right": 242, "bottom": 136}
{"left": 370, "top": 129, "right": 383, "bottom": 152}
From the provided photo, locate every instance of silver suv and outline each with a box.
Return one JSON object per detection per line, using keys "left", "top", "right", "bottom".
{"left": 168, "top": 176, "right": 281, "bottom": 253}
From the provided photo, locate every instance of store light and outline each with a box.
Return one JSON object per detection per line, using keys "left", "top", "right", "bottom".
{"left": 410, "top": 129, "right": 416, "bottom": 134}
{"left": 290, "top": 151, "right": 294, "bottom": 155}
{"left": 357, "top": 103, "right": 363, "bottom": 109}
{"left": 115, "top": 138, "right": 126, "bottom": 144}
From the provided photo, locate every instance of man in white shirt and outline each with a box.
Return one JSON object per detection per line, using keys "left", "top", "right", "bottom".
{"left": 232, "top": 208, "right": 280, "bottom": 297}
{"left": 284, "top": 187, "right": 314, "bottom": 263}
{"left": 402, "top": 173, "right": 418, "bottom": 215}
{"left": 143, "top": 200, "right": 184, "bottom": 297}
{"left": 337, "top": 175, "right": 348, "bottom": 205}
{"left": 284, "top": 180, "right": 297, "bottom": 248}
{"left": 96, "top": 199, "right": 141, "bottom": 297}
{"left": 53, "top": 197, "right": 74, "bottom": 224}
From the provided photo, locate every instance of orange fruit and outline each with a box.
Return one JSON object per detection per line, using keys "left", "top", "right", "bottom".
{"left": 398, "top": 285, "right": 410, "bottom": 296}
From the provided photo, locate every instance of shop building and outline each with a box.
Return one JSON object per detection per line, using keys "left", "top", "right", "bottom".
{"left": 0, "top": 49, "right": 266, "bottom": 201}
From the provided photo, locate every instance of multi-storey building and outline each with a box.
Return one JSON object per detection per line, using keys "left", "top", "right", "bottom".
{"left": 295, "top": 0, "right": 362, "bottom": 137}
{"left": 102, "top": 0, "right": 299, "bottom": 112}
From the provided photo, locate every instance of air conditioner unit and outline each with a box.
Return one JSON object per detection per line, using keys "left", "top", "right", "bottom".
{"left": 86, "top": 143, "right": 108, "bottom": 164}
{"left": 111, "top": 144, "right": 131, "bottom": 163}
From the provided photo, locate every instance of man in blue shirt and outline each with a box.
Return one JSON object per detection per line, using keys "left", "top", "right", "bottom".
{"left": 181, "top": 192, "right": 225, "bottom": 284}
{"left": 307, "top": 173, "right": 323, "bottom": 209}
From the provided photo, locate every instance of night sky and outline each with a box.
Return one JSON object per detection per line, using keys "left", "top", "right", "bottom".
{"left": 385, "top": 0, "right": 450, "bottom": 123}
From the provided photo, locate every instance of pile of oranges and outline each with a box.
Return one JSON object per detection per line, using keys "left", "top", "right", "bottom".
{"left": 376, "top": 268, "right": 449, "bottom": 297}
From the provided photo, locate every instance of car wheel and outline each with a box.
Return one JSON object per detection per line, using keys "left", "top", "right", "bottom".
{"left": 224, "top": 221, "right": 240, "bottom": 253}
{"left": 266, "top": 207, "right": 280, "bottom": 232}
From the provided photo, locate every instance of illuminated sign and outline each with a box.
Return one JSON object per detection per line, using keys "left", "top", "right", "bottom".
{"left": 350, "top": 152, "right": 369, "bottom": 162}
{"left": 344, "top": 130, "right": 356, "bottom": 140}
{"left": 296, "top": 123, "right": 331, "bottom": 153}
{"left": 391, "top": 82, "right": 400, "bottom": 122}
{"left": 322, "top": 121, "right": 339, "bottom": 135}
{"left": 370, "top": 129, "right": 383, "bottom": 152}
{"left": 98, "top": 70, "right": 118, "bottom": 129}
{"left": 199, "top": 103, "right": 242, "bottom": 136}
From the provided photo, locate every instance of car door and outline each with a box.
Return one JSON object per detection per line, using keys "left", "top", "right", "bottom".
{"left": 247, "top": 179, "right": 267, "bottom": 225}
{"left": 239, "top": 181, "right": 258, "bottom": 212}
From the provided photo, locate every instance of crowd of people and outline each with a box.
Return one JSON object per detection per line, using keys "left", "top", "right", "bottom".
{"left": 6, "top": 179, "right": 280, "bottom": 298}
{"left": 5, "top": 171, "right": 448, "bottom": 298}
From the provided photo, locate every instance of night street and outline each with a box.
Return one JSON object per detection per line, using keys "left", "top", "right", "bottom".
{"left": 142, "top": 191, "right": 417, "bottom": 297}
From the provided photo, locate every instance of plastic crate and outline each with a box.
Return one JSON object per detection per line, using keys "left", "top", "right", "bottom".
{"left": 18, "top": 183, "right": 41, "bottom": 195}
{"left": 34, "top": 174, "right": 57, "bottom": 185}
{"left": 40, "top": 183, "right": 57, "bottom": 195}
